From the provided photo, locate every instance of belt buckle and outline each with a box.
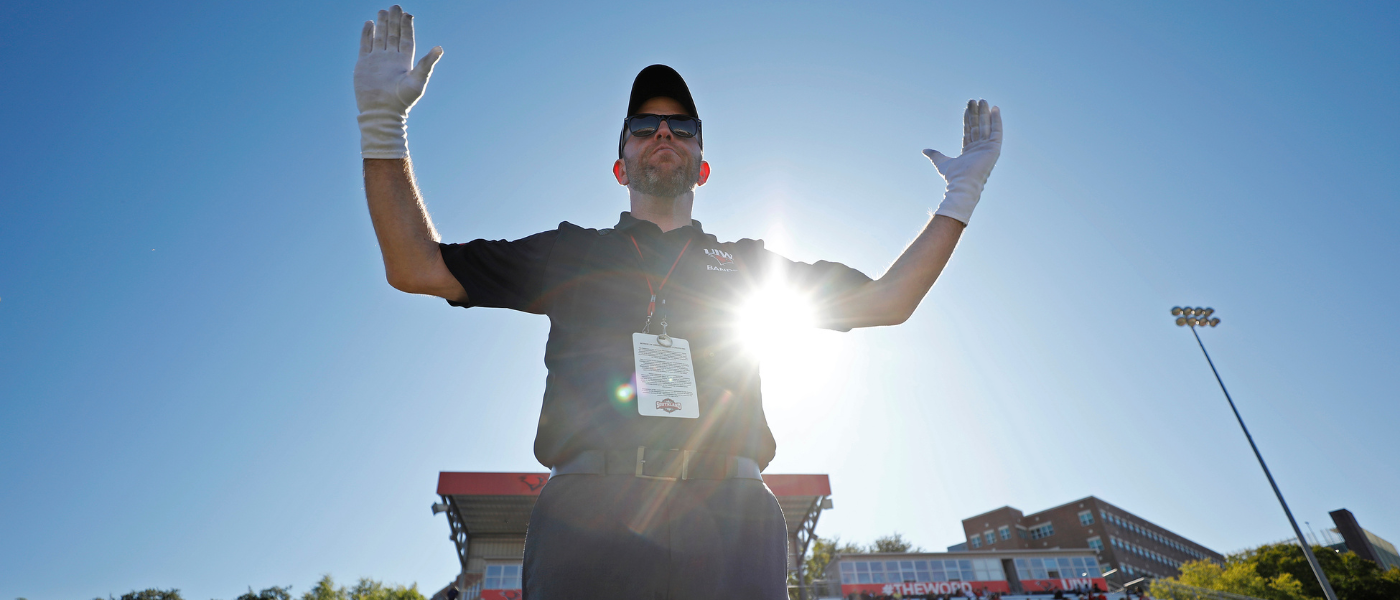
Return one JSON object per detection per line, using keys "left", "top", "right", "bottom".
{"left": 634, "top": 447, "right": 690, "bottom": 481}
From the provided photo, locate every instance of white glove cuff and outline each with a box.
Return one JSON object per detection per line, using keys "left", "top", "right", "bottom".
{"left": 358, "top": 108, "right": 410, "bottom": 159}
{"left": 934, "top": 178, "right": 985, "bottom": 225}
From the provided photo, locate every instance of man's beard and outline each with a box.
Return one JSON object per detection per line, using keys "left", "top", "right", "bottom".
{"left": 626, "top": 151, "right": 700, "bottom": 198}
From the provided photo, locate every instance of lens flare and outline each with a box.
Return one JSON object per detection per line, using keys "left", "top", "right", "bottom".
{"left": 615, "top": 383, "right": 635, "bottom": 402}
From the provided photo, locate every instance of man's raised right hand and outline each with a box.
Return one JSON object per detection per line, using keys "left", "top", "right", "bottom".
{"left": 923, "top": 99, "right": 1003, "bottom": 225}
{"left": 354, "top": 5, "right": 443, "bottom": 159}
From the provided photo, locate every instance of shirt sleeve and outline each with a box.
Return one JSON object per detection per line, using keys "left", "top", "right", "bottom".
{"left": 747, "top": 240, "right": 874, "bottom": 332}
{"left": 438, "top": 229, "right": 560, "bottom": 314}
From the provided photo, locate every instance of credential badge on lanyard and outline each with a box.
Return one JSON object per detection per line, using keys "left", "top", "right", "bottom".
{"left": 629, "top": 236, "right": 699, "bottom": 419}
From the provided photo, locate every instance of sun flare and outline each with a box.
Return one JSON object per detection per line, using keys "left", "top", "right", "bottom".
{"left": 736, "top": 281, "right": 818, "bottom": 368}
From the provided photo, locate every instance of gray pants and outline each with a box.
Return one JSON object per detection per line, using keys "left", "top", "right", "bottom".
{"left": 523, "top": 473, "right": 789, "bottom": 600}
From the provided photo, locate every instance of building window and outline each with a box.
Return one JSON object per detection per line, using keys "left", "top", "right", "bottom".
{"left": 483, "top": 564, "right": 521, "bottom": 590}
{"left": 971, "top": 535, "right": 981, "bottom": 548}
{"left": 984, "top": 531, "right": 995, "bottom": 545}
{"left": 1029, "top": 523, "right": 1055, "bottom": 539}
{"left": 929, "top": 560, "right": 946, "bottom": 581}
{"left": 1017, "top": 527, "right": 1028, "bottom": 540}
{"left": 1079, "top": 510, "right": 1094, "bottom": 525}
{"left": 926, "top": 559, "right": 970, "bottom": 582}
{"left": 999, "top": 526, "right": 1011, "bottom": 540}
{"left": 861, "top": 560, "right": 911, "bottom": 584}
{"left": 1016, "top": 557, "right": 1052, "bottom": 580}
{"left": 973, "top": 558, "right": 1005, "bottom": 581}
{"left": 1088, "top": 536, "right": 1103, "bottom": 551}
{"left": 898, "top": 560, "right": 916, "bottom": 582}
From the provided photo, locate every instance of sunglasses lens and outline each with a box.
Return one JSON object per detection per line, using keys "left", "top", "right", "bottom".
{"left": 628, "top": 115, "right": 661, "bottom": 137}
{"left": 667, "top": 116, "right": 697, "bottom": 138}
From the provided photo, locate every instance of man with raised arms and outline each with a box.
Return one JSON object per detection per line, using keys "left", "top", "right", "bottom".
{"left": 353, "top": 6, "right": 1002, "bottom": 599}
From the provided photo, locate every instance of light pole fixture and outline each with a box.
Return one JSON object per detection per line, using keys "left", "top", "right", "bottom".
{"left": 1171, "top": 307, "right": 1339, "bottom": 600}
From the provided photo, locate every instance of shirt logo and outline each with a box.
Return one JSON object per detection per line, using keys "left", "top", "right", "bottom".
{"left": 703, "top": 248, "right": 737, "bottom": 272}
{"left": 703, "top": 248, "right": 734, "bottom": 265}
{"left": 656, "top": 398, "right": 683, "bottom": 413}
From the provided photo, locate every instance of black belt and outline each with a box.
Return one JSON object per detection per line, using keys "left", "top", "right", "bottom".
{"left": 549, "top": 447, "right": 762, "bottom": 481}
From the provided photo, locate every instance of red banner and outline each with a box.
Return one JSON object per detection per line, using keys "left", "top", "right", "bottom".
{"left": 840, "top": 577, "right": 1105, "bottom": 597}
{"left": 478, "top": 590, "right": 521, "bottom": 600}
{"left": 840, "top": 581, "right": 1009, "bottom": 596}
{"left": 1016, "top": 577, "right": 1107, "bottom": 593}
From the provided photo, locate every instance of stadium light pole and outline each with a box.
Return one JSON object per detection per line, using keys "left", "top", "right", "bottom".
{"left": 1171, "top": 307, "right": 1339, "bottom": 600}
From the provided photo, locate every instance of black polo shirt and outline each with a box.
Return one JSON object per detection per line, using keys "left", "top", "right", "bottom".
{"left": 439, "top": 212, "right": 872, "bottom": 469}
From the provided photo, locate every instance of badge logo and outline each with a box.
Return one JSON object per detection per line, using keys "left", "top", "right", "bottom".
{"left": 518, "top": 474, "right": 548, "bottom": 491}
{"left": 656, "top": 398, "right": 683, "bottom": 413}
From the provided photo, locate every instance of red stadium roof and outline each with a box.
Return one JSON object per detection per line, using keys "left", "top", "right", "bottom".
{"left": 437, "top": 472, "right": 552, "bottom": 496}
{"left": 438, "top": 471, "right": 831, "bottom": 497}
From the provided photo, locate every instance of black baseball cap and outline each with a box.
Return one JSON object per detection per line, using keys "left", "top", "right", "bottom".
{"left": 620, "top": 65, "right": 702, "bottom": 158}
{"left": 627, "top": 64, "right": 699, "bottom": 118}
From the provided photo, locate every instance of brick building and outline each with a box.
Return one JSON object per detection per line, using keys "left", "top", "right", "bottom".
{"left": 960, "top": 496, "right": 1223, "bottom": 580}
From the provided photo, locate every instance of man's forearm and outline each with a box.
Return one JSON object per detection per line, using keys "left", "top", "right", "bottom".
{"left": 837, "top": 101, "right": 999, "bottom": 328}
{"left": 363, "top": 158, "right": 463, "bottom": 299}
{"left": 838, "top": 214, "right": 965, "bottom": 328}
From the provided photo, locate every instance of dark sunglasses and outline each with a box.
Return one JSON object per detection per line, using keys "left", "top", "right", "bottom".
{"left": 618, "top": 114, "right": 703, "bottom": 157}
{"left": 626, "top": 113, "right": 701, "bottom": 138}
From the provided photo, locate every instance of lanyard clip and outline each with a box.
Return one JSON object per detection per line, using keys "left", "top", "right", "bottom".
{"left": 641, "top": 294, "right": 657, "bottom": 334}
{"left": 657, "top": 317, "right": 673, "bottom": 347}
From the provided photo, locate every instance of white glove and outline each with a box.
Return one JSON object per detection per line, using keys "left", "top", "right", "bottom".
{"left": 923, "top": 99, "right": 1003, "bottom": 224}
{"left": 354, "top": 5, "right": 443, "bottom": 159}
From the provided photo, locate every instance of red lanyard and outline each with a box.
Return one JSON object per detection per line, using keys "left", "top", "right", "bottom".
{"left": 629, "top": 235, "right": 691, "bottom": 321}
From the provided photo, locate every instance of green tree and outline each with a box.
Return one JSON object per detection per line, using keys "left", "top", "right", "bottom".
{"left": 1151, "top": 543, "right": 1400, "bottom": 600}
{"left": 302, "top": 576, "right": 345, "bottom": 600}
{"left": 870, "top": 532, "right": 923, "bottom": 553}
{"left": 300, "top": 575, "right": 425, "bottom": 600}
{"left": 347, "top": 578, "right": 424, "bottom": 600}
{"left": 235, "top": 586, "right": 293, "bottom": 600}
{"left": 93, "top": 589, "right": 184, "bottom": 600}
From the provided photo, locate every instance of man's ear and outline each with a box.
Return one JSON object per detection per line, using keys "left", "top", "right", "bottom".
{"left": 696, "top": 161, "right": 710, "bottom": 186}
{"left": 613, "top": 159, "right": 628, "bottom": 185}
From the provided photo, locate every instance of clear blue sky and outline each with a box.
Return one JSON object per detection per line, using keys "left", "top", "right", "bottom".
{"left": 2, "top": 1, "right": 1397, "bottom": 598}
